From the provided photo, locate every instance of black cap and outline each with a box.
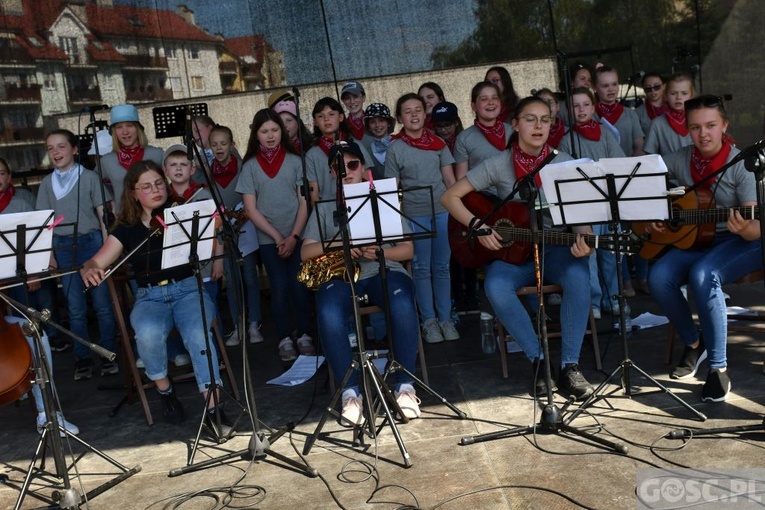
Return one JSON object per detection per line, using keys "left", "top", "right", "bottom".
{"left": 430, "top": 102, "right": 458, "bottom": 123}
{"left": 328, "top": 140, "right": 365, "bottom": 166}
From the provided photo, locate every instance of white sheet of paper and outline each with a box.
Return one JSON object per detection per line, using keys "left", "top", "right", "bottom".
{"left": 540, "top": 155, "right": 670, "bottom": 225}
{"left": 631, "top": 312, "right": 670, "bottom": 330}
{"left": 232, "top": 202, "right": 259, "bottom": 257}
{"left": 0, "top": 210, "right": 55, "bottom": 278}
{"left": 267, "top": 355, "right": 325, "bottom": 386}
{"left": 161, "top": 200, "right": 216, "bottom": 270}
{"left": 344, "top": 178, "right": 403, "bottom": 244}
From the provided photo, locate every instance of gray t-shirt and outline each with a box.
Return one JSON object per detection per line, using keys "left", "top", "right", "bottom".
{"left": 607, "top": 108, "right": 643, "bottom": 157}
{"left": 303, "top": 200, "right": 410, "bottom": 281}
{"left": 306, "top": 143, "right": 374, "bottom": 202}
{"left": 211, "top": 152, "right": 244, "bottom": 209}
{"left": 36, "top": 168, "right": 111, "bottom": 236}
{"left": 100, "top": 145, "right": 163, "bottom": 213}
{"left": 466, "top": 149, "right": 574, "bottom": 230}
{"left": 644, "top": 116, "right": 692, "bottom": 156}
{"left": 359, "top": 134, "right": 388, "bottom": 180}
{"left": 384, "top": 139, "right": 455, "bottom": 217}
{"left": 663, "top": 145, "right": 755, "bottom": 231}
{"left": 558, "top": 127, "right": 626, "bottom": 161}
{"left": 1, "top": 188, "right": 35, "bottom": 214}
{"left": 453, "top": 123, "right": 513, "bottom": 167}
{"left": 635, "top": 103, "right": 661, "bottom": 136}
{"left": 236, "top": 152, "right": 304, "bottom": 245}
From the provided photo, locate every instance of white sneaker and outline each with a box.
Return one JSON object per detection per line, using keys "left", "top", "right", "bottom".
{"left": 248, "top": 322, "right": 264, "bottom": 344}
{"left": 173, "top": 353, "right": 191, "bottom": 366}
{"left": 37, "top": 412, "right": 79, "bottom": 437}
{"left": 225, "top": 327, "right": 241, "bottom": 347}
{"left": 340, "top": 390, "right": 363, "bottom": 427}
{"left": 439, "top": 320, "right": 460, "bottom": 341}
{"left": 395, "top": 384, "right": 421, "bottom": 419}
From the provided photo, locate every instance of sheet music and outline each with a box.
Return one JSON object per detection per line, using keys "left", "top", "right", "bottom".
{"left": 0, "top": 210, "right": 55, "bottom": 279}
{"left": 344, "top": 178, "right": 403, "bottom": 243}
{"left": 161, "top": 200, "right": 216, "bottom": 270}
{"left": 540, "top": 155, "right": 670, "bottom": 225}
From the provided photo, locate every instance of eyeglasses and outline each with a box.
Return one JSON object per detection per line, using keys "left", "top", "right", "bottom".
{"left": 434, "top": 122, "right": 455, "bottom": 130}
{"left": 643, "top": 84, "right": 663, "bottom": 93}
{"left": 134, "top": 180, "right": 166, "bottom": 194}
{"left": 684, "top": 95, "right": 725, "bottom": 112}
{"left": 520, "top": 115, "right": 553, "bottom": 125}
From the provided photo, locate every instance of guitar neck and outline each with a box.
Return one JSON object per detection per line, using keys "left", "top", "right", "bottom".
{"left": 675, "top": 205, "right": 759, "bottom": 224}
{"left": 503, "top": 227, "right": 601, "bottom": 248}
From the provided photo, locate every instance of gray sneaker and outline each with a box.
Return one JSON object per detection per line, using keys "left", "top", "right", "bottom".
{"left": 422, "top": 318, "right": 444, "bottom": 344}
{"left": 439, "top": 320, "right": 460, "bottom": 341}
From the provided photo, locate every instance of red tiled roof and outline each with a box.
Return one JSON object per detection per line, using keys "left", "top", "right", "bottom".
{"left": 225, "top": 35, "right": 275, "bottom": 62}
{"left": 13, "top": 33, "right": 68, "bottom": 61}
{"left": 85, "top": 35, "right": 125, "bottom": 63}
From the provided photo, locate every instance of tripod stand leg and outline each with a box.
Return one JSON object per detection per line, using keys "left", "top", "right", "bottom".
{"left": 364, "top": 359, "right": 412, "bottom": 467}
{"left": 15, "top": 428, "right": 54, "bottom": 510}
{"left": 629, "top": 362, "right": 707, "bottom": 421}
{"left": 303, "top": 360, "right": 358, "bottom": 456}
{"left": 557, "top": 422, "right": 628, "bottom": 453}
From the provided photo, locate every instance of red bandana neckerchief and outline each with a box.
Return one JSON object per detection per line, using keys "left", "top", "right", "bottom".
{"left": 595, "top": 101, "right": 624, "bottom": 126}
{"left": 513, "top": 142, "right": 551, "bottom": 187}
{"left": 665, "top": 108, "right": 688, "bottom": 137}
{"left": 117, "top": 145, "right": 145, "bottom": 170}
{"left": 391, "top": 129, "right": 446, "bottom": 151}
{"left": 646, "top": 101, "right": 667, "bottom": 120}
{"left": 474, "top": 120, "right": 506, "bottom": 151}
{"left": 170, "top": 181, "right": 202, "bottom": 204}
{"left": 257, "top": 145, "right": 286, "bottom": 178}
{"left": 211, "top": 156, "right": 238, "bottom": 188}
{"left": 0, "top": 184, "right": 15, "bottom": 213}
{"left": 346, "top": 114, "right": 366, "bottom": 141}
{"left": 291, "top": 137, "right": 304, "bottom": 155}
{"left": 548, "top": 117, "right": 565, "bottom": 148}
{"left": 690, "top": 138, "right": 732, "bottom": 188}
{"left": 444, "top": 135, "right": 457, "bottom": 155}
{"left": 497, "top": 104, "right": 511, "bottom": 123}
{"left": 573, "top": 119, "right": 602, "bottom": 141}
{"left": 318, "top": 134, "right": 344, "bottom": 156}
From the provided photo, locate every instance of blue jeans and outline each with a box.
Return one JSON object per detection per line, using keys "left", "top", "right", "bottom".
{"left": 409, "top": 211, "right": 452, "bottom": 323}
{"left": 224, "top": 250, "right": 262, "bottom": 327}
{"left": 588, "top": 224, "right": 619, "bottom": 312}
{"left": 53, "top": 231, "right": 116, "bottom": 361}
{"left": 484, "top": 245, "right": 591, "bottom": 366}
{"left": 131, "top": 276, "right": 221, "bottom": 392}
{"left": 315, "top": 271, "right": 418, "bottom": 390}
{"left": 259, "top": 243, "right": 309, "bottom": 339}
{"left": 648, "top": 232, "right": 762, "bottom": 369}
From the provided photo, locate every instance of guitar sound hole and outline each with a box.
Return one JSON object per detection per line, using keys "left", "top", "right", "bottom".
{"left": 494, "top": 218, "right": 515, "bottom": 247}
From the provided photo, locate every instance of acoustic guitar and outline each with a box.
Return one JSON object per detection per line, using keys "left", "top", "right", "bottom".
{"left": 634, "top": 188, "right": 760, "bottom": 259}
{"left": 448, "top": 192, "right": 640, "bottom": 268}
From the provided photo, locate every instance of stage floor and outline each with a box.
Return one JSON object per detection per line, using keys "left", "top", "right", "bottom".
{"left": 2, "top": 281, "right": 765, "bottom": 509}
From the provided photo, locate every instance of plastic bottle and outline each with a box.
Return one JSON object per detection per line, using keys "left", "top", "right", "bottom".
{"left": 480, "top": 312, "right": 496, "bottom": 354}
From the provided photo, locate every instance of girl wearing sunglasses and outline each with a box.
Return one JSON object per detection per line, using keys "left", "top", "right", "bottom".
{"left": 441, "top": 96, "right": 596, "bottom": 402}
{"left": 236, "top": 109, "right": 313, "bottom": 362}
{"left": 647, "top": 96, "right": 761, "bottom": 403}
{"left": 385, "top": 93, "right": 457, "bottom": 344}
{"left": 636, "top": 72, "right": 668, "bottom": 135}
{"left": 644, "top": 73, "right": 695, "bottom": 156}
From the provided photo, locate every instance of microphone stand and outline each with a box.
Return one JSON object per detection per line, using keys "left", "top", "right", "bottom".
{"left": 556, "top": 51, "right": 578, "bottom": 158}
{"left": 292, "top": 87, "right": 312, "bottom": 211}
{"left": 460, "top": 152, "right": 628, "bottom": 452}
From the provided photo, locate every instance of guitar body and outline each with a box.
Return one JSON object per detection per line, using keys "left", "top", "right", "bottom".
{"left": 448, "top": 192, "right": 532, "bottom": 268}
{"left": 637, "top": 188, "right": 717, "bottom": 259}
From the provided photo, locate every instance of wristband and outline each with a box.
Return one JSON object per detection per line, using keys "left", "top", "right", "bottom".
{"left": 291, "top": 233, "right": 301, "bottom": 241}
{"left": 468, "top": 217, "right": 480, "bottom": 230}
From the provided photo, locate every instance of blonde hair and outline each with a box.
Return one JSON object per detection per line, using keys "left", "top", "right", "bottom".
{"left": 111, "top": 122, "right": 149, "bottom": 152}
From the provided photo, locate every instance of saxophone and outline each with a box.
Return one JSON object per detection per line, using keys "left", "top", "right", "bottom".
{"left": 297, "top": 251, "right": 360, "bottom": 290}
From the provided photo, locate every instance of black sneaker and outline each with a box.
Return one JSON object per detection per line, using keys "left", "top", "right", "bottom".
{"left": 530, "top": 358, "right": 555, "bottom": 399}
{"left": 557, "top": 363, "right": 594, "bottom": 401}
{"left": 73, "top": 358, "right": 94, "bottom": 381}
{"left": 160, "top": 390, "right": 185, "bottom": 424}
{"left": 49, "top": 337, "right": 72, "bottom": 353}
{"left": 204, "top": 407, "right": 234, "bottom": 439}
{"left": 100, "top": 360, "right": 119, "bottom": 376}
{"left": 701, "top": 368, "right": 731, "bottom": 403}
{"left": 671, "top": 339, "right": 707, "bottom": 380}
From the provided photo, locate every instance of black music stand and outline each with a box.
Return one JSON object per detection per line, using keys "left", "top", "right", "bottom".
{"left": 302, "top": 162, "right": 465, "bottom": 468}
{"left": 540, "top": 156, "right": 707, "bottom": 422}
{"left": 0, "top": 214, "right": 138, "bottom": 509}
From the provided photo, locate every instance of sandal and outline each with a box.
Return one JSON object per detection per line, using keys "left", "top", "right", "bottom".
{"left": 278, "top": 337, "right": 297, "bottom": 361}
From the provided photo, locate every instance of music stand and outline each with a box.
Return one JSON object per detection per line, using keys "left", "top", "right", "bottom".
{"left": 302, "top": 167, "right": 465, "bottom": 467}
{"left": 152, "top": 103, "right": 208, "bottom": 140}
{"left": 0, "top": 214, "right": 139, "bottom": 509}
{"left": 539, "top": 155, "right": 707, "bottom": 422}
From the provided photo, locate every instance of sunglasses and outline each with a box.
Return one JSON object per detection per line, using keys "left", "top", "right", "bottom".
{"left": 684, "top": 95, "right": 725, "bottom": 112}
{"left": 643, "top": 84, "right": 662, "bottom": 93}
{"left": 331, "top": 159, "right": 362, "bottom": 173}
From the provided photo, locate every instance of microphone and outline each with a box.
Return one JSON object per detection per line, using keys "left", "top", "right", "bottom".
{"left": 80, "top": 104, "right": 109, "bottom": 113}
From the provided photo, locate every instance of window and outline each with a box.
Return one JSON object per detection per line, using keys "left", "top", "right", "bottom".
{"left": 166, "top": 47, "right": 176, "bottom": 59}
{"left": 58, "top": 36, "right": 80, "bottom": 64}
{"left": 191, "top": 76, "right": 204, "bottom": 90}
{"left": 188, "top": 47, "right": 199, "bottom": 60}
{"left": 43, "top": 73, "right": 56, "bottom": 90}
{"left": 92, "top": 41, "right": 105, "bottom": 51}
{"left": 26, "top": 36, "right": 43, "bottom": 47}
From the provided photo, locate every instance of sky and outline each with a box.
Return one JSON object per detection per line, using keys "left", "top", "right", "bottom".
{"left": 119, "top": 0, "right": 477, "bottom": 84}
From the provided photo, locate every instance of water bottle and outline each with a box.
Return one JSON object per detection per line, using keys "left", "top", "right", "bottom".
{"left": 480, "top": 312, "right": 496, "bottom": 354}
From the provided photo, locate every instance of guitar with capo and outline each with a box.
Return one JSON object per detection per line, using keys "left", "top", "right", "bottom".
{"left": 448, "top": 192, "right": 643, "bottom": 269}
